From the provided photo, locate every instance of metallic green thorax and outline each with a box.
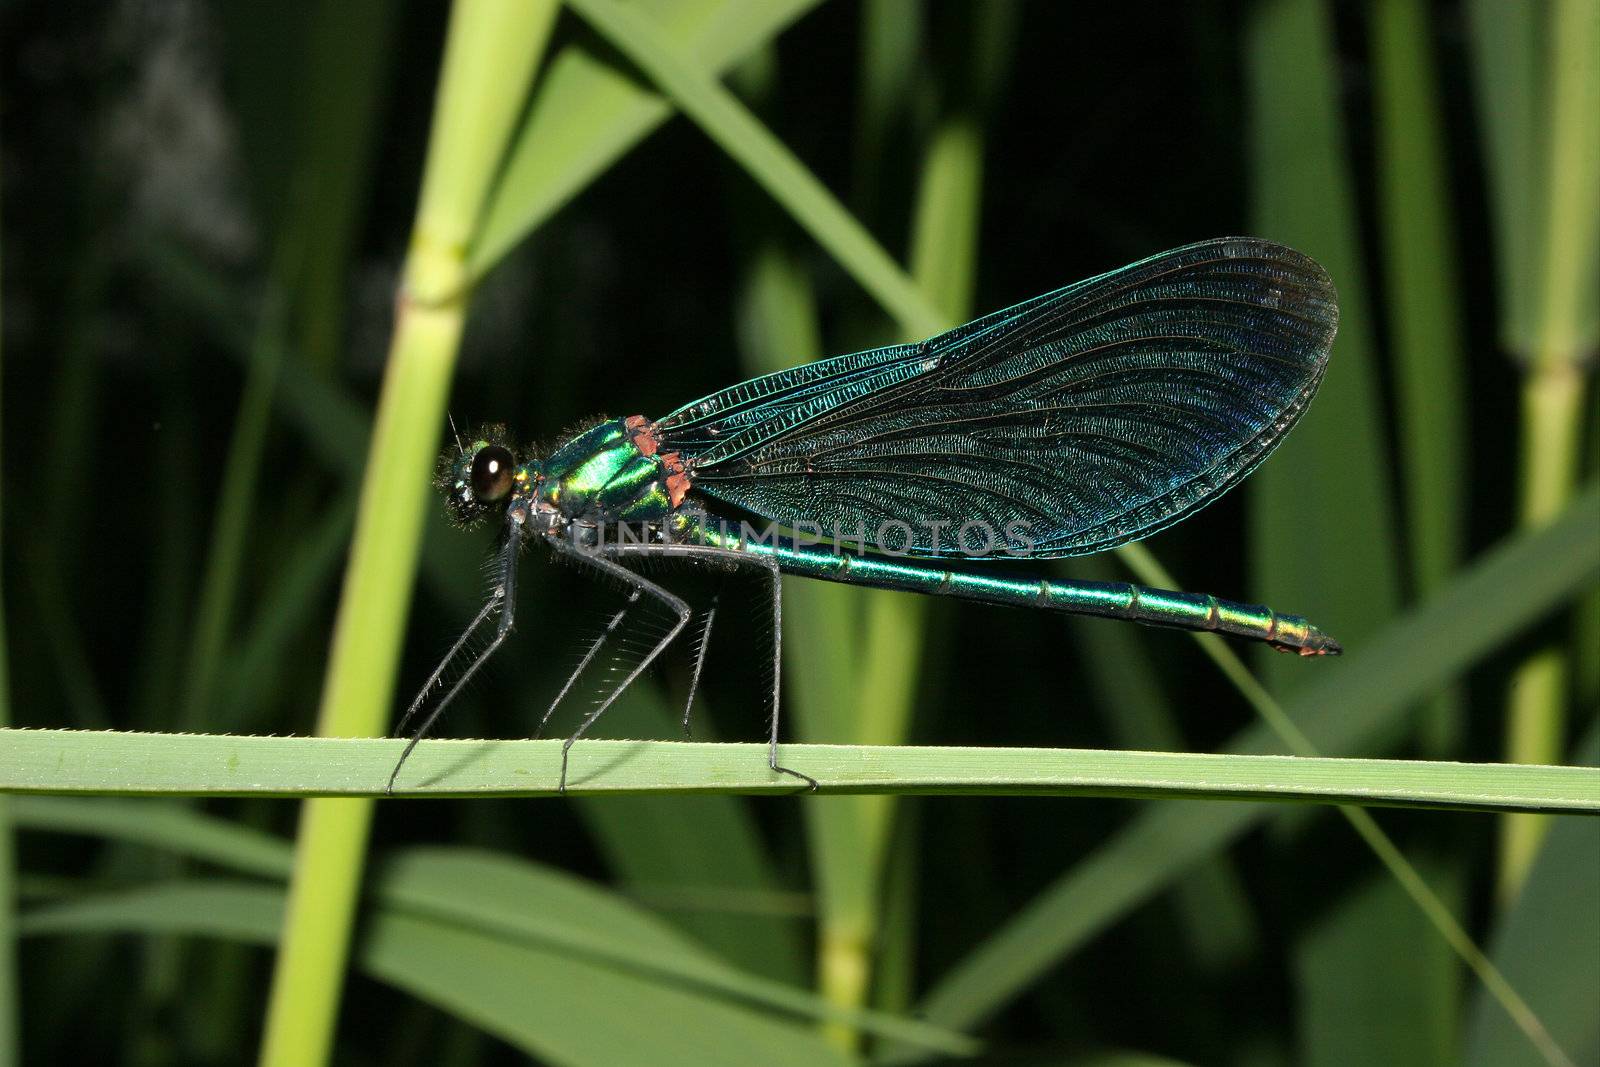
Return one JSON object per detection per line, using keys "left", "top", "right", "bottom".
{"left": 519, "top": 418, "right": 672, "bottom": 524}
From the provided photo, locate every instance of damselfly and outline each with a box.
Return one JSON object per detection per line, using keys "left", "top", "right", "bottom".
{"left": 387, "top": 237, "right": 1342, "bottom": 793}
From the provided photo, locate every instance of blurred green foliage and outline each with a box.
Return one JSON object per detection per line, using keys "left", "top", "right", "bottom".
{"left": 0, "top": 2, "right": 1595, "bottom": 1065}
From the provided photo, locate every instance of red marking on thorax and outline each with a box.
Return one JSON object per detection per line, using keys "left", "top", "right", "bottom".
{"left": 624, "top": 415, "right": 660, "bottom": 456}
{"left": 660, "top": 451, "right": 692, "bottom": 508}
{"left": 624, "top": 415, "right": 689, "bottom": 506}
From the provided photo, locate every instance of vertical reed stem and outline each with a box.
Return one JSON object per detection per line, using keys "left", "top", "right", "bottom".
{"left": 257, "top": 3, "right": 556, "bottom": 1063}
{"left": 1498, "top": 0, "right": 1599, "bottom": 904}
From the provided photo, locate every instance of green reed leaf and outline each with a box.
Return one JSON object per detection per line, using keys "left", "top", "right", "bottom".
{"left": 0, "top": 728, "right": 1593, "bottom": 811}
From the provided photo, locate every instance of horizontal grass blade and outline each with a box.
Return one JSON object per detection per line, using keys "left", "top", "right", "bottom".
{"left": 11, "top": 801, "right": 969, "bottom": 1054}
{"left": 381, "top": 848, "right": 973, "bottom": 1057}
{"left": 19, "top": 880, "right": 856, "bottom": 1067}
{"left": 10, "top": 797, "right": 291, "bottom": 879}
{"left": 0, "top": 729, "right": 1593, "bottom": 811}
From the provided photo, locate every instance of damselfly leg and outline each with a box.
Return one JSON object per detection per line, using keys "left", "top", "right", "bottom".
{"left": 387, "top": 526, "right": 521, "bottom": 793}
{"left": 543, "top": 535, "right": 692, "bottom": 791}
{"left": 682, "top": 589, "right": 719, "bottom": 735}
{"left": 596, "top": 538, "right": 817, "bottom": 791}
{"left": 534, "top": 586, "right": 644, "bottom": 739}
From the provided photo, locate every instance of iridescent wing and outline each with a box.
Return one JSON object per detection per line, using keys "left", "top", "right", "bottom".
{"left": 654, "top": 237, "right": 1338, "bottom": 558}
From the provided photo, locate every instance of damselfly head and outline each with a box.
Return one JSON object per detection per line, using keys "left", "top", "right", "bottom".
{"left": 436, "top": 423, "right": 518, "bottom": 527}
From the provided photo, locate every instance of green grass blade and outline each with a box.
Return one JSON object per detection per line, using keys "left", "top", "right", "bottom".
{"left": 472, "top": 0, "right": 824, "bottom": 275}
{"left": 10, "top": 797, "right": 292, "bottom": 880}
{"left": 1248, "top": 0, "right": 1401, "bottom": 690}
{"left": 10, "top": 800, "right": 969, "bottom": 1054}
{"left": 907, "top": 116, "right": 982, "bottom": 320}
{"left": 563, "top": 0, "right": 943, "bottom": 336}
{"left": 362, "top": 905, "right": 855, "bottom": 1067}
{"left": 378, "top": 848, "right": 972, "bottom": 1056}
{"left": 21, "top": 881, "right": 860, "bottom": 1067}
{"left": 1529, "top": 0, "right": 1600, "bottom": 369}
{"left": 0, "top": 729, "right": 1593, "bottom": 810}
{"left": 1466, "top": 0, "right": 1541, "bottom": 353}
{"left": 850, "top": 0, "right": 921, "bottom": 218}
{"left": 1583, "top": 400, "right": 1600, "bottom": 709}
{"left": 908, "top": 484, "right": 1600, "bottom": 1038}
{"left": 871, "top": 803, "right": 921, "bottom": 1017}
{"left": 1371, "top": 0, "right": 1468, "bottom": 753}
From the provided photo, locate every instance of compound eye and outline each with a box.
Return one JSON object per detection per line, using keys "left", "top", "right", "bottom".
{"left": 469, "top": 445, "right": 515, "bottom": 502}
